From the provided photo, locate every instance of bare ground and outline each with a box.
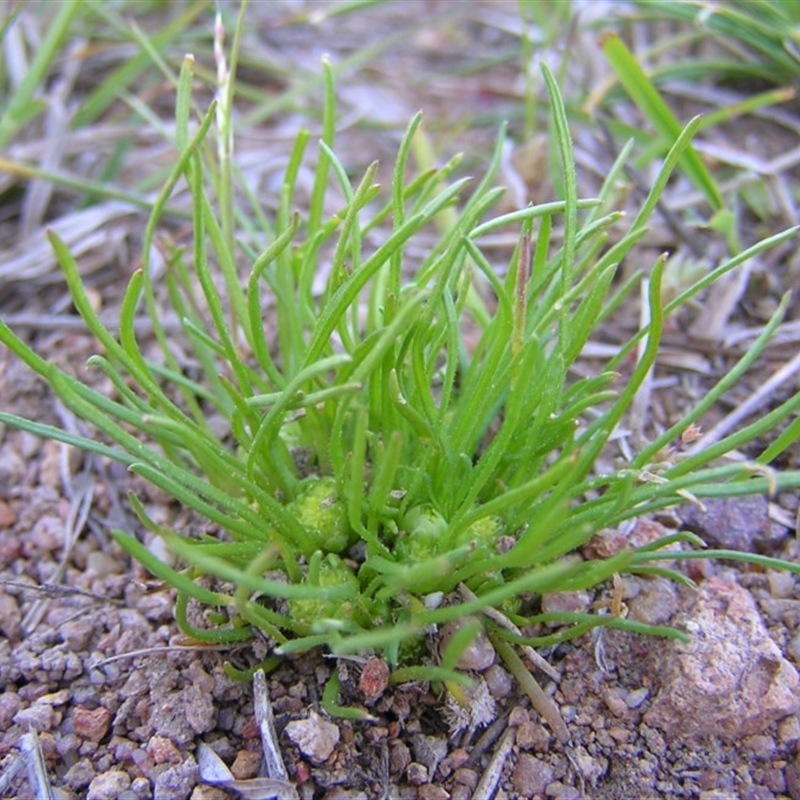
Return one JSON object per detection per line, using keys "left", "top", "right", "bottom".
{"left": 1, "top": 2, "right": 800, "bottom": 799}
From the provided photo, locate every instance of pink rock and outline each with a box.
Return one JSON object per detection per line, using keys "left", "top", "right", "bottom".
{"left": 285, "top": 711, "right": 339, "bottom": 764}
{"left": 359, "top": 656, "right": 390, "bottom": 700}
{"left": 644, "top": 577, "right": 799, "bottom": 742}
{"left": 73, "top": 705, "right": 113, "bottom": 743}
{"left": 147, "top": 735, "right": 181, "bottom": 765}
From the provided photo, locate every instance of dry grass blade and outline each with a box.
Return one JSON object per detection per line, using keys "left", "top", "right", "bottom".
{"left": 0, "top": 201, "right": 139, "bottom": 284}
{"left": 254, "top": 668, "right": 291, "bottom": 783}
{"left": 689, "top": 349, "right": 800, "bottom": 452}
{"left": 488, "top": 631, "right": 570, "bottom": 745}
{"left": 688, "top": 262, "right": 753, "bottom": 342}
{"left": 630, "top": 275, "right": 655, "bottom": 446}
{"left": 0, "top": 749, "right": 26, "bottom": 796}
{"left": 20, "top": 731, "right": 54, "bottom": 800}
{"left": 0, "top": 579, "right": 119, "bottom": 604}
{"left": 472, "top": 726, "right": 515, "bottom": 800}
{"left": 194, "top": 668, "right": 299, "bottom": 798}
{"left": 458, "top": 582, "right": 560, "bottom": 682}
{"left": 197, "top": 741, "right": 298, "bottom": 800}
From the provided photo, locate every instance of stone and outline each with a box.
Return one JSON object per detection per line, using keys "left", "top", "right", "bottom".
{"left": 405, "top": 762, "right": 428, "bottom": 785}
{"left": 411, "top": 734, "right": 448, "bottom": 776}
{"left": 359, "top": 656, "right": 390, "bottom": 700}
{"left": 679, "top": 495, "right": 771, "bottom": 552}
{"left": 153, "top": 756, "right": 199, "bottom": 800}
{"left": 64, "top": 758, "right": 95, "bottom": 790}
{"left": 230, "top": 749, "right": 261, "bottom": 779}
{"left": 452, "top": 767, "right": 478, "bottom": 791}
{"left": 147, "top": 735, "right": 182, "bottom": 765}
{"left": 511, "top": 753, "right": 554, "bottom": 797}
{"left": 0, "top": 691, "right": 21, "bottom": 728}
{"left": 418, "top": 786, "right": 450, "bottom": 800}
{"left": 73, "top": 705, "right": 113, "bottom": 743}
{"left": 784, "top": 760, "right": 800, "bottom": 800}
{"left": 285, "top": 710, "right": 340, "bottom": 764}
{"left": 484, "top": 663, "right": 513, "bottom": 699}
{"left": 644, "top": 577, "right": 800, "bottom": 742}
{"left": 0, "top": 499, "right": 17, "bottom": 527}
{"left": 183, "top": 682, "right": 217, "bottom": 735}
{"left": 541, "top": 590, "right": 592, "bottom": 617}
{"left": 87, "top": 769, "right": 131, "bottom": 800}
{"left": 13, "top": 700, "right": 59, "bottom": 732}
{"left": 778, "top": 715, "right": 800, "bottom": 746}
{"left": 0, "top": 592, "right": 22, "bottom": 641}
{"left": 628, "top": 578, "right": 680, "bottom": 626}
{"left": 389, "top": 740, "right": 411, "bottom": 775}
{"left": 439, "top": 618, "right": 495, "bottom": 672}
{"left": 60, "top": 618, "right": 95, "bottom": 650}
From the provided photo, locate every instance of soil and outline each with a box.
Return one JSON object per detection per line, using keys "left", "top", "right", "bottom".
{"left": 1, "top": 3, "right": 800, "bottom": 799}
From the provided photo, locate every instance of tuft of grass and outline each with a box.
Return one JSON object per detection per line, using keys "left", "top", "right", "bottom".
{"left": 565, "top": 1, "right": 800, "bottom": 259}
{"left": 621, "top": 0, "right": 800, "bottom": 87}
{"left": 1, "top": 4, "right": 799, "bottom": 734}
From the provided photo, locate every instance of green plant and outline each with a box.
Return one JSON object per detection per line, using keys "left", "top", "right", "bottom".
{"left": 2, "top": 5, "right": 799, "bottom": 737}
{"left": 590, "top": 2, "right": 800, "bottom": 237}
{"left": 620, "top": 0, "right": 800, "bottom": 88}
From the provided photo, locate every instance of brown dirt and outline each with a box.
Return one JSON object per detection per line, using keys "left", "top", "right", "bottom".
{"left": 1, "top": 3, "right": 800, "bottom": 799}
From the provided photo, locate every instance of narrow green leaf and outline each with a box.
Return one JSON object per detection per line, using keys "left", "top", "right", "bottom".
{"left": 600, "top": 32, "right": 723, "bottom": 210}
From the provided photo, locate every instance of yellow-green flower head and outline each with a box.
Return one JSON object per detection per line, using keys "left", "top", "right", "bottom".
{"left": 289, "top": 476, "right": 352, "bottom": 556}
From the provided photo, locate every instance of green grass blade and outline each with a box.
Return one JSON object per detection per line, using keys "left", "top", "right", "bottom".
{"left": 600, "top": 31, "right": 723, "bottom": 211}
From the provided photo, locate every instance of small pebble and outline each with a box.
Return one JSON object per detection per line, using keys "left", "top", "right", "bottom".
{"left": 406, "top": 762, "right": 428, "bottom": 785}
{"left": 0, "top": 499, "right": 17, "bottom": 527}
{"left": 484, "top": 663, "right": 513, "bottom": 699}
{"left": 786, "top": 761, "right": 800, "bottom": 800}
{"left": 608, "top": 726, "right": 630, "bottom": 743}
{"left": 73, "top": 705, "right": 113, "bottom": 743}
{"left": 87, "top": 769, "right": 131, "bottom": 800}
{"left": 789, "top": 629, "right": 800, "bottom": 663}
{"left": 778, "top": 715, "right": 800, "bottom": 746}
{"left": 546, "top": 785, "right": 581, "bottom": 800}
{"left": 628, "top": 578, "right": 679, "bottom": 626}
{"left": 625, "top": 687, "right": 649, "bottom": 709}
{"left": 0, "top": 692, "right": 22, "bottom": 728}
{"left": 418, "top": 786, "right": 450, "bottom": 800}
{"left": 744, "top": 734, "right": 775, "bottom": 759}
{"left": 411, "top": 734, "right": 447, "bottom": 776}
{"left": 0, "top": 593, "right": 21, "bottom": 640}
{"left": 86, "top": 551, "right": 119, "bottom": 578}
{"left": 285, "top": 710, "right": 340, "bottom": 764}
{"left": 603, "top": 688, "right": 628, "bottom": 718}
{"left": 324, "top": 790, "right": 368, "bottom": 800}
{"left": 60, "top": 619, "right": 95, "bottom": 650}
{"left": 767, "top": 571, "right": 795, "bottom": 598}
{"left": 64, "top": 758, "right": 95, "bottom": 790}
{"left": 439, "top": 619, "right": 495, "bottom": 672}
{"left": 573, "top": 746, "right": 607, "bottom": 783}
{"left": 452, "top": 767, "right": 478, "bottom": 791}
{"left": 153, "top": 757, "right": 199, "bottom": 800}
{"left": 508, "top": 706, "right": 530, "bottom": 727}
{"left": 230, "top": 749, "right": 261, "bottom": 779}
{"left": 359, "top": 656, "right": 390, "bottom": 700}
{"left": 190, "top": 782, "right": 229, "bottom": 799}
{"left": 29, "top": 514, "right": 63, "bottom": 552}
{"left": 541, "top": 590, "right": 591, "bottom": 616}
{"left": 512, "top": 753, "right": 554, "bottom": 796}
{"left": 130, "top": 777, "right": 152, "bottom": 799}
{"left": 389, "top": 740, "right": 411, "bottom": 775}
{"left": 147, "top": 735, "right": 182, "bottom": 765}
{"left": 13, "top": 701, "right": 59, "bottom": 732}
{"left": 515, "top": 721, "right": 538, "bottom": 751}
